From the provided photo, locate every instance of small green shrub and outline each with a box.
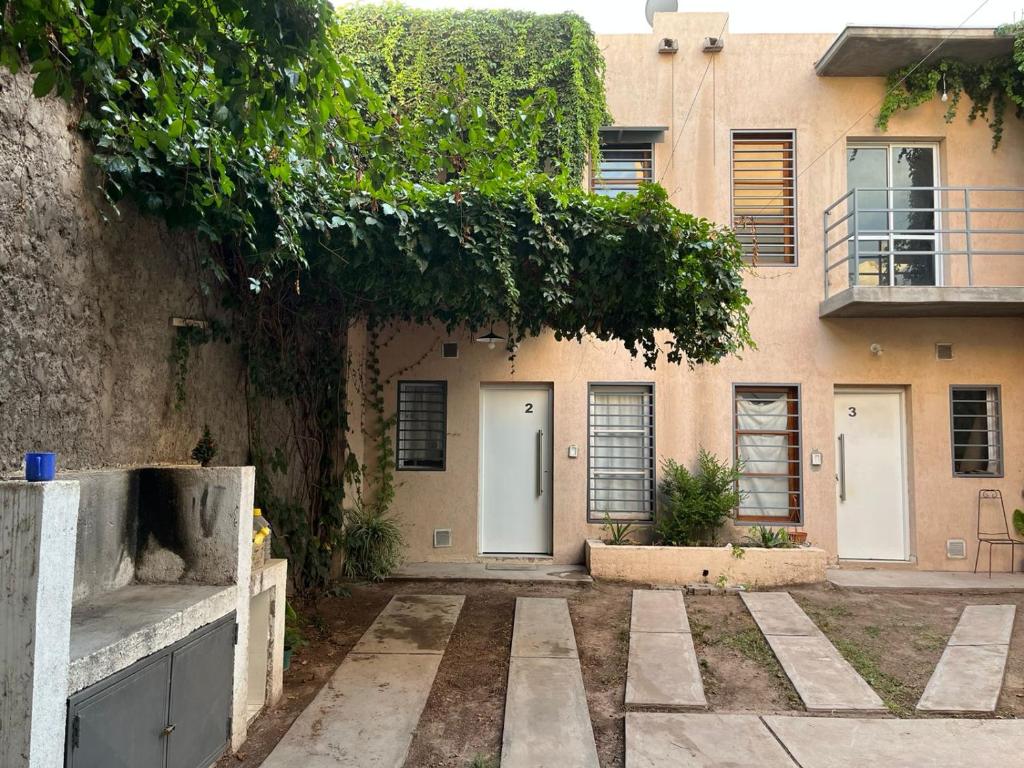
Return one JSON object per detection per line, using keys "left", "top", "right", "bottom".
{"left": 656, "top": 448, "right": 743, "bottom": 546}
{"left": 341, "top": 502, "right": 404, "bottom": 582}
{"left": 284, "top": 601, "right": 306, "bottom": 651}
{"left": 191, "top": 424, "right": 217, "bottom": 467}
{"left": 1013, "top": 509, "right": 1024, "bottom": 537}
{"left": 743, "top": 525, "right": 794, "bottom": 549}
{"left": 601, "top": 512, "right": 637, "bottom": 545}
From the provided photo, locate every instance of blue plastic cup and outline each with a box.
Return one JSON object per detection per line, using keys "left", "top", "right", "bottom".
{"left": 25, "top": 452, "right": 57, "bottom": 482}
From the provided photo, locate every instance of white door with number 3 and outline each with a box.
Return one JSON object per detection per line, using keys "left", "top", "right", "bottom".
{"left": 480, "top": 385, "right": 553, "bottom": 555}
{"left": 834, "top": 390, "right": 909, "bottom": 561}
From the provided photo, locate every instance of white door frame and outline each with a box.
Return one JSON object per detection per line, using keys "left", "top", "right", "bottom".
{"left": 834, "top": 386, "right": 911, "bottom": 561}
{"left": 477, "top": 383, "right": 554, "bottom": 556}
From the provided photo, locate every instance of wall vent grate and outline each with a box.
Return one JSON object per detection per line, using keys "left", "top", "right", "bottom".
{"left": 433, "top": 528, "right": 452, "bottom": 548}
{"left": 946, "top": 538, "right": 967, "bottom": 559}
{"left": 441, "top": 342, "right": 459, "bottom": 359}
{"left": 935, "top": 343, "right": 954, "bottom": 361}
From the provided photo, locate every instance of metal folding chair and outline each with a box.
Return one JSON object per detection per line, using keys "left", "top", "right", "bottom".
{"left": 974, "top": 489, "right": 1020, "bottom": 577}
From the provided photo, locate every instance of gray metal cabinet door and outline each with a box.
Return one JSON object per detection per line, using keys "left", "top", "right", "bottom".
{"left": 165, "top": 618, "right": 235, "bottom": 768}
{"left": 68, "top": 655, "right": 171, "bottom": 768}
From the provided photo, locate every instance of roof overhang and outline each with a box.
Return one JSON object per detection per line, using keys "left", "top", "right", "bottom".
{"left": 599, "top": 126, "right": 668, "bottom": 143}
{"left": 815, "top": 26, "right": 1014, "bottom": 77}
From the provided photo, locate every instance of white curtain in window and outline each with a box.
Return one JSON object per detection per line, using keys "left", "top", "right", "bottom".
{"left": 590, "top": 389, "right": 651, "bottom": 515}
{"left": 736, "top": 392, "right": 791, "bottom": 518}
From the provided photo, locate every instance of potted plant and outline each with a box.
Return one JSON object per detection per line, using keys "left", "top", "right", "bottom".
{"left": 283, "top": 601, "right": 305, "bottom": 671}
{"left": 788, "top": 528, "right": 808, "bottom": 544}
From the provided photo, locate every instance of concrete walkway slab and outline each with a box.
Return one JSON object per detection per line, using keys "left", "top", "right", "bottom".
{"left": 764, "top": 716, "right": 1024, "bottom": 768}
{"left": 948, "top": 604, "right": 1015, "bottom": 646}
{"left": 261, "top": 594, "right": 464, "bottom": 768}
{"left": 509, "top": 596, "right": 579, "bottom": 658}
{"left": 631, "top": 589, "right": 689, "bottom": 633}
{"left": 740, "top": 592, "right": 820, "bottom": 636}
{"left": 351, "top": 594, "right": 464, "bottom": 655}
{"left": 625, "top": 713, "right": 798, "bottom": 768}
{"left": 768, "top": 634, "right": 886, "bottom": 713}
{"left": 828, "top": 568, "right": 1024, "bottom": 592}
{"left": 626, "top": 632, "right": 707, "bottom": 709}
{"left": 741, "top": 591, "right": 885, "bottom": 713}
{"left": 918, "top": 604, "right": 1015, "bottom": 714}
{"left": 259, "top": 653, "right": 443, "bottom": 768}
{"left": 502, "top": 657, "right": 600, "bottom": 768}
{"left": 502, "top": 597, "right": 599, "bottom": 768}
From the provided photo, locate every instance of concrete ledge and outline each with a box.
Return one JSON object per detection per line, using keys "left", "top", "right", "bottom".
{"left": 585, "top": 540, "right": 828, "bottom": 587}
{"left": 820, "top": 285, "right": 1024, "bottom": 318}
{"left": 68, "top": 583, "right": 237, "bottom": 694}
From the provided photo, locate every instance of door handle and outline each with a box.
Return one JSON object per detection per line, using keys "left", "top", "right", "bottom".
{"left": 837, "top": 433, "right": 847, "bottom": 501}
{"left": 536, "top": 429, "right": 544, "bottom": 497}
{"left": 161, "top": 724, "right": 176, "bottom": 737}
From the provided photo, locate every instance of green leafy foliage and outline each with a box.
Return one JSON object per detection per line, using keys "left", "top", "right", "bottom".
{"left": 2, "top": 0, "right": 752, "bottom": 594}
{"left": 341, "top": 500, "right": 404, "bottom": 582}
{"left": 333, "top": 3, "right": 609, "bottom": 179}
{"left": 190, "top": 424, "right": 217, "bottom": 467}
{"left": 601, "top": 512, "right": 637, "bottom": 545}
{"left": 1013, "top": 509, "right": 1024, "bottom": 537}
{"left": 284, "top": 601, "right": 306, "bottom": 651}
{"left": 656, "top": 449, "right": 743, "bottom": 546}
{"left": 742, "top": 525, "right": 794, "bottom": 549}
{"left": 877, "top": 22, "right": 1024, "bottom": 149}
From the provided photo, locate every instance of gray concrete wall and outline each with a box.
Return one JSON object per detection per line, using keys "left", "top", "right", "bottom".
{"left": 0, "top": 70, "right": 248, "bottom": 474}
{"left": 0, "top": 480, "right": 79, "bottom": 768}
{"left": 71, "top": 470, "right": 139, "bottom": 603}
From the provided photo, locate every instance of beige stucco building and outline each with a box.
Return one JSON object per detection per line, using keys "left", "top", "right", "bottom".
{"left": 374, "top": 13, "right": 1024, "bottom": 572}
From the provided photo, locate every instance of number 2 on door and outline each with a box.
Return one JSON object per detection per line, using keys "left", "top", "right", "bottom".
{"left": 524, "top": 403, "right": 533, "bottom": 413}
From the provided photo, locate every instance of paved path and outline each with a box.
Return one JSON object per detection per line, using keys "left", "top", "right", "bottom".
{"left": 260, "top": 594, "right": 464, "bottom": 768}
{"left": 918, "top": 604, "right": 1016, "bottom": 713}
{"left": 392, "top": 562, "right": 592, "bottom": 582}
{"left": 625, "top": 590, "right": 706, "bottom": 709}
{"left": 626, "top": 713, "right": 1024, "bottom": 767}
{"left": 741, "top": 592, "right": 885, "bottom": 713}
{"left": 501, "top": 597, "right": 600, "bottom": 768}
{"left": 828, "top": 568, "right": 1024, "bottom": 592}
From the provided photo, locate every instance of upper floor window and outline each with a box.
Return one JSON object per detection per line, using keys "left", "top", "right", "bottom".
{"left": 732, "top": 130, "right": 796, "bottom": 265}
{"left": 951, "top": 386, "right": 1003, "bottom": 477}
{"left": 592, "top": 141, "right": 653, "bottom": 197}
{"left": 397, "top": 380, "right": 447, "bottom": 471}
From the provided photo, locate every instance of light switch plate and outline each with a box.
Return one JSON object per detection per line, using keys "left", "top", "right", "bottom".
{"left": 810, "top": 449, "right": 823, "bottom": 467}
{"left": 567, "top": 444, "right": 579, "bottom": 459}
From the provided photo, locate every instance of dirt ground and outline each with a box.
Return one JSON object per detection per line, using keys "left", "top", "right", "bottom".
{"left": 219, "top": 580, "right": 1024, "bottom": 768}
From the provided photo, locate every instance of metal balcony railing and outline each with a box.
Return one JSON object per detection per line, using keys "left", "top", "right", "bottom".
{"left": 823, "top": 187, "right": 1024, "bottom": 300}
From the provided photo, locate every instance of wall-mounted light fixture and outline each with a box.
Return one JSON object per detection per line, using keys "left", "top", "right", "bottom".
{"left": 475, "top": 327, "right": 505, "bottom": 350}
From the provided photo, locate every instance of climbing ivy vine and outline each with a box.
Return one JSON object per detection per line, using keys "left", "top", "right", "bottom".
{"left": 877, "top": 22, "right": 1024, "bottom": 148}
{"left": 333, "top": 4, "right": 609, "bottom": 180}
{"left": 1, "top": 0, "right": 752, "bottom": 594}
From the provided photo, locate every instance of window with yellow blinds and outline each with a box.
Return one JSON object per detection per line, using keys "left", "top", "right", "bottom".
{"left": 731, "top": 130, "right": 796, "bottom": 265}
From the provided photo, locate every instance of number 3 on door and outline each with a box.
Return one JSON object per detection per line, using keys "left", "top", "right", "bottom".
{"left": 848, "top": 406, "right": 857, "bottom": 417}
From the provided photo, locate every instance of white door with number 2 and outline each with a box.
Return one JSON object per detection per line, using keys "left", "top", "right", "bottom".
{"left": 834, "top": 390, "right": 909, "bottom": 561}
{"left": 479, "top": 385, "right": 553, "bottom": 555}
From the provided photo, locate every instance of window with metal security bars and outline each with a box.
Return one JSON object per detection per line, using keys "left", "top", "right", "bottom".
{"left": 396, "top": 381, "right": 447, "bottom": 471}
{"left": 588, "top": 384, "right": 655, "bottom": 522}
{"left": 732, "top": 130, "right": 796, "bottom": 265}
{"left": 951, "top": 386, "right": 1003, "bottom": 477}
{"left": 734, "top": 385, "right": 801, "bottom": 522}
{"left": 591, "top": 142, "right": 653, "bottom": 197}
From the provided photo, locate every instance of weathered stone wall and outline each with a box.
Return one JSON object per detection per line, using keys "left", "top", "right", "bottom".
{"left": 0, "top": 71, "right": 248, "bottom": 473}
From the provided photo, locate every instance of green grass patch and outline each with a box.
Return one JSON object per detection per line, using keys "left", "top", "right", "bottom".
{"left": 468, "top": 755, "right": 498, "bottom": 768}
{"left": 832, "top": 638, "right": 914, "bottom": 716}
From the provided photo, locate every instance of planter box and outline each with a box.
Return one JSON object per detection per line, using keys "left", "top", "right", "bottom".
{"left": 585, "top": 539, "right": 828, "bottom": 588}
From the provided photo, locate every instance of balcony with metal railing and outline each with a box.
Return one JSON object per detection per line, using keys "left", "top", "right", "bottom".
{"left": 822, "top": 187, "right": 1024, "bottom": 318}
